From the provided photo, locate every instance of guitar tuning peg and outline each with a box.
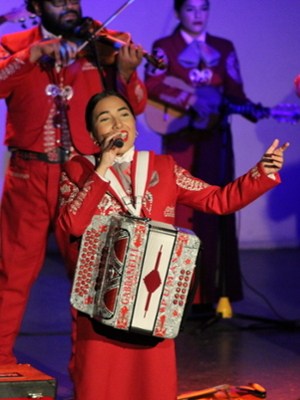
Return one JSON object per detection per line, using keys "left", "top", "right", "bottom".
{"left": 29, "top": 14, "right": 38, "bottom": 24}
{"left": 18, "top": 17, "right": 27, "bottom": 29}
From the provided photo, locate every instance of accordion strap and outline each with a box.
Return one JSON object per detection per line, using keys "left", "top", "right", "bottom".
{"left": 106, "top": 151, "right": 150, "bottom": 216}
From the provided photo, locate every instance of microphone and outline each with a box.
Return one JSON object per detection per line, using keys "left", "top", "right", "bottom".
{"left": 113, "top": 138, "right": 124, "bottom": 148}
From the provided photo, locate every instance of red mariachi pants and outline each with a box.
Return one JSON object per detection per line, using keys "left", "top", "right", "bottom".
{"left": 0, "top": 155, "right": 74, "bottom": 364}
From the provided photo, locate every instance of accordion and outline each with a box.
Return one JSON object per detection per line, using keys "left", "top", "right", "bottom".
{"left": 71, "top": 214, "right": 201, "bottom": 339}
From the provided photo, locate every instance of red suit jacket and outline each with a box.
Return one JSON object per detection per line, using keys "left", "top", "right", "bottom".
{"left": 0, "top": 25, "right": 147, "bottom": 154}
{"left": 59, "top": 151, "right": 279, "bottom": 239}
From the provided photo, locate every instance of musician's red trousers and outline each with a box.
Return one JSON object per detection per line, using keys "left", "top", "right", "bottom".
{"left": 0, "top": 156, "right": 74, "bottom": 364}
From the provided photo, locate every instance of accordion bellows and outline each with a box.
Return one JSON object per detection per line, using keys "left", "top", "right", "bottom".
{"left": 71, "top": 214, "right": 201, "bottom": 339}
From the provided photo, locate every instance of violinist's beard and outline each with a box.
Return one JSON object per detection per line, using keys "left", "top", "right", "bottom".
{"left": 41, "top": 10, "right": 82, "bottom": 36}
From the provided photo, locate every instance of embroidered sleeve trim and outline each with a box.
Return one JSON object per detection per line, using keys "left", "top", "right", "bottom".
{"left": 59, "top": 172, "right": 94, "bottom": 215}
{"left": 0, "top": 58, "right": 25, "bottom": 81}
{"left": 164, "top": 206, "right": 175, "bottom": 218}
{"left": 175, "top": 164, "right": 210, "bottom": 191}
{"left": 134, "top": 83, "right": 145, "bottom": 103}
{"left": 251, "top": 165, "right": 261, "bottom": 179}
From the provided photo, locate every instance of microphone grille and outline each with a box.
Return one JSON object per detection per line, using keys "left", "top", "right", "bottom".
{"left": 114, "top": 138, "right": 124, "bottom": 148}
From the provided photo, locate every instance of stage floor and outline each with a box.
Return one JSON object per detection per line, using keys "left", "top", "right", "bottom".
{"left": 14, "top": 247, "right": 300, "bottom": 400}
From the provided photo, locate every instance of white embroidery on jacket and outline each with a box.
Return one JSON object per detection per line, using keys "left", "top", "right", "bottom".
{"left": 0, "top": 57, "right": 25, "bottom": 81}
{"left": 134, "top": 83, "right": 144, "bottom": 103}
{"left": 43, "top": 103, "right": 57, "bottom": 153}
{"left": 8, "top": 170, "right": 30, "bottom": 179}
{"left": 143, "top": 190, "right": 153, "bottom": 214}
{"left": 59, "top": 172, "right": 94, "bottom": 214}
{"left": 251, "top": 165, "right": 261, "bottom": 179}
{"left": 97, "top": 193, "right": 123, "bottom": 215}
{"left": 175, "top": 164, "right": 210, "bottom": 191}
{"left": 71, "top": 181, "right": 93, "bottom": 214}
{"left": 164, "top": 206, "right": 175, "bottom": 218}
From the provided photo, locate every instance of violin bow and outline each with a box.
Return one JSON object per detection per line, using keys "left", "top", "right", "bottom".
{"left": 77, "top": 0, "right": 136, "bottom": 53}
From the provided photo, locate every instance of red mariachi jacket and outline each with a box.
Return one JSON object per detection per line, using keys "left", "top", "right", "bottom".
{"left": 0, "top": 25, "right": 147, "bottom": 154}
{"left": 58, "top": 150, "right": 280, "bottom": 238}
{"left": 145, "top": 29, "right": 250, "bottom": 112}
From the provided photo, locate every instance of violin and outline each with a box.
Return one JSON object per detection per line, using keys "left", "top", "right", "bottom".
{"left": 67, "top": 17, "right": 166, "bottom": 70}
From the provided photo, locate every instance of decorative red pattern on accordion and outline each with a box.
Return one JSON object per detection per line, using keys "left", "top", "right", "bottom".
{"left": 176, "top": 234, "right": 189, "bottom": 257}
{"left": 71, "top": 216, "right": 201, "bottom": 338}
{"left": 103, "top": 230, "right": 129, "bottom": 316}
{"left": 115, "top": 223, "right": 146, "bottom": 329}
{"left": 116, "top": 305, "right": 130, "bottom": 329}
{"left": 134, "top": 225, "right": 147, "bottom": 247}
{"left": 155, "top": 315, "right": 167, "bottom": 337}
{"left": 153, "top": 233, "right": 191, "bottom": 337}
{"left": 74, "top": 228, "right": 101, "bottom": 298}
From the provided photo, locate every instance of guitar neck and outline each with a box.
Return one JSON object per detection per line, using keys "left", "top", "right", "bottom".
{"left": 226, "top": 101, "right": 300, "bottom": 123}
{"left": 226, "top": 102, "right": 269, "bottom": 117}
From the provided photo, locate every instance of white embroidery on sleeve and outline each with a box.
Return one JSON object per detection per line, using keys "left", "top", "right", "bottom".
{"left": 175, "top": 165, "right": 210, "bottom": 191}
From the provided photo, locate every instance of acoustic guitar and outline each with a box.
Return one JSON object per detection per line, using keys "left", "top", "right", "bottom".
{"left": 145, "top": 76, "right": 300, "bottom": 135}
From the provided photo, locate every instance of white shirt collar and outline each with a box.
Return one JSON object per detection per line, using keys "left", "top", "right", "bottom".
{"left": 41, "top": 25, "right": 61, "bottom": 40}
{"left": 114, "top": 146, "right": 135, "bottom": 164}
{"left": 180, "top": 29, "right": 207, "bottom": 45}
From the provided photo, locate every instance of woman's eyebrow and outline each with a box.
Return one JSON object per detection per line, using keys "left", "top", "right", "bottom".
{"left": 95, "top": 110, "right": 109, "bottom": 119}
{"left": 95, "top": 107, "right": 129, "bottom": 119}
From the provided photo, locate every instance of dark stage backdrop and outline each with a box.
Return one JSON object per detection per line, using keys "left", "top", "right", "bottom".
{"left": 0, "top": 0, "right": 300, "bottom": 248}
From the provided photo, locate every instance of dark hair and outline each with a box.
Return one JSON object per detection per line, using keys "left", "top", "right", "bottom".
{"left": 25, "top": 0, "right": 39, "bottom": 13}
{"left": 85, "top": 91, "right": 136, "bottom": 132}
{"left": 174, "top": 0, "right": 210, "bottom": 12}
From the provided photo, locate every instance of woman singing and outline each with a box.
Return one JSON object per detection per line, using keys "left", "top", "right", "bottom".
{"left": 58, "top": 90, "right": 288, "bottom": 400}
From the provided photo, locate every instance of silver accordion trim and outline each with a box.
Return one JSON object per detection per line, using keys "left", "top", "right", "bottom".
{"left": 71, "top": 214, "right": 201, "bottom": 339}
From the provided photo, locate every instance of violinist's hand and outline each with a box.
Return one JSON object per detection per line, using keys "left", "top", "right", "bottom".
{"left": 261, "top": 139, "right": 290, "bottom": 175}
{"left": 117, "top": 43, "right": 144, "bottom": 82}
{"left": 29, "top": 38, "right": 78, "bottom": 67}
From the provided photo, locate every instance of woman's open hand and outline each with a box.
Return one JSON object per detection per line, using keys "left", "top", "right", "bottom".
{"left": 261, "top": 139, "right": 290, "bottom": 175}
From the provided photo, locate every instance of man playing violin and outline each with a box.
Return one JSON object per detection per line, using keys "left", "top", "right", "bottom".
{"left": 0, "top": 0, "right": 147, "bottom": 365}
